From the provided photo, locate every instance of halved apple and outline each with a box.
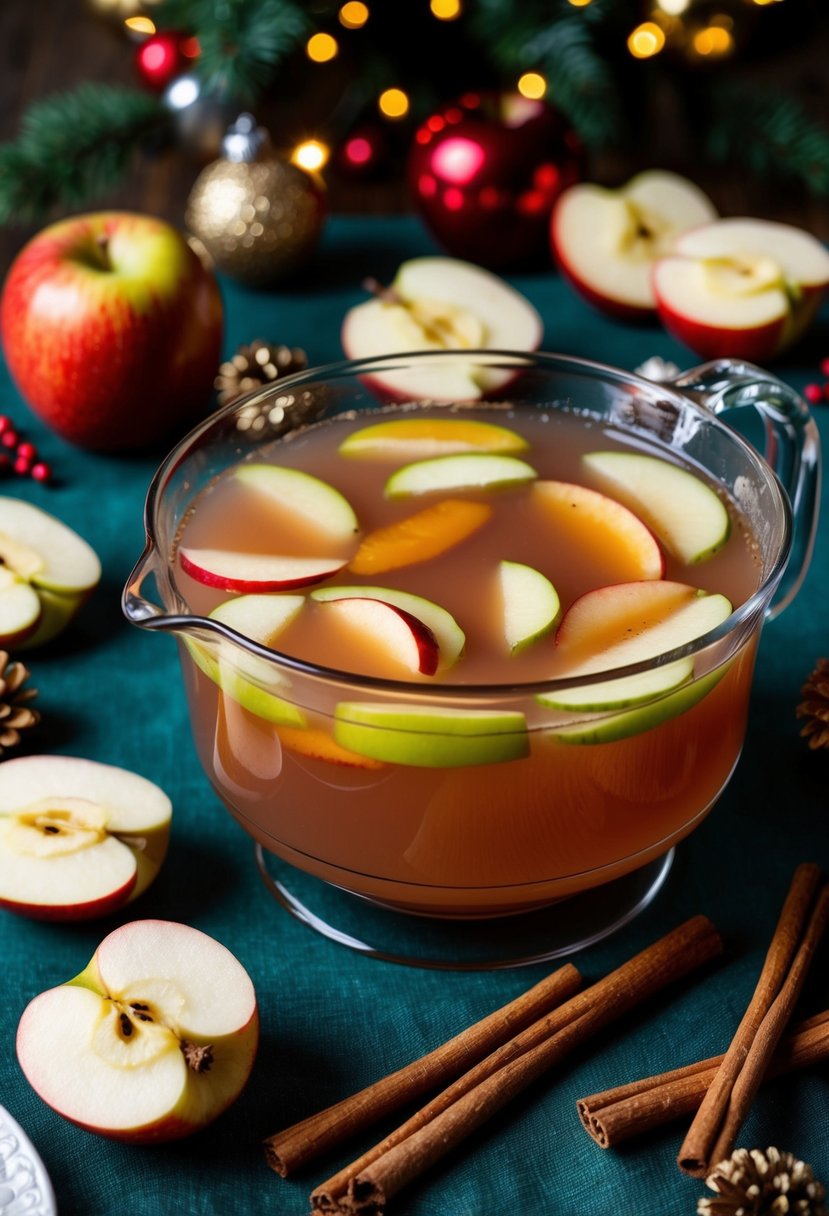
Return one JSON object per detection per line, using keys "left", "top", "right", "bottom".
{"left": 317, "top": 596, "right": 440, "bottom": 677}
{"left": 179, "top": 549, "right": 347, "bottom": 593}
{"left": 551, "top": 170, "right": 717, "bottom": 319}
{"left": 0, "top": 756, "right": 171, "bottom": 920}
{"left": 385, "top": 452, "right": 537, "bottom": 499}
{"left": 532, "top": 480, "right": 664, "bottom": 583}
{"left": 582, "top": 450, "right": 730, "bottom": 564}
{"left": 350, "top": 498, "right": 492, "bottom": 575}
{"left": 16, "top": 919, "right": 258, "bottom": 1142}
{"left": 310, "top": 584, "right": 465, "bottom": 670}
{"left": 185, "top": 593, "right": 307, "bottom": 727}
{"left": 234, "top": 464, "right": 359, "bottom": 545}
{"left": 498, "top": 560, "right": 560, "bottom": 654}
{"left": 0, "top": 497, "right": 101, "bottom": 648}
{"left": 334, "top": 702, "right": 529, "bottom": 767}
{"left": 341, "top": 256, "right": 543, "bottom": 399}
{"left": 652, "top": 218, "right": 829, "bottom": 360}
{"left": 338, "top": 416, "right": 529, "bottom": 460}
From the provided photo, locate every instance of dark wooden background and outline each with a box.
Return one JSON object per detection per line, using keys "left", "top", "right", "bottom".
{"left": 1, "top": 0, "right": 827, "bottom": 275}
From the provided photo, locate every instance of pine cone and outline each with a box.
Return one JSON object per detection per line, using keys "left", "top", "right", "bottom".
{"left": 0, "top": 651, "right": 39, "bottom": 755}
{"left": 796, "top": 658, "right": 829, "bottom": 749}
{"left": 214, "top": 341, "right": 308, "bottom": 409}
{"left": 699, "top": 1147, "right": 828, "bottom": 1216}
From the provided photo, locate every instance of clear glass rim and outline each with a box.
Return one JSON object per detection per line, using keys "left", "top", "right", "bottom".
{"left": 137, "top": 348, "right": 792, "bottom": 700}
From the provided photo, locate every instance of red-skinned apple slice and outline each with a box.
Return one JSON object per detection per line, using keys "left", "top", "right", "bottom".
{"left": 179, "top": 549, "right": 346, "bottom": 592}
{"left": 540, "top": 580, "right": 732, "bottom": 722}
{"left": 16, "top": 919, "right": 258, "bottom": 1142}
{"left": 0, "top": 497, "right": 101, "bottom": 648}
{"left": 582, "top": 450, "right": 730, "bottom": 564}
{"left": 653, "top": 218, "right": 829, "bottom": 360}
{"left": 551, "top": 170, "right": 717, "bottom": 319}
{"left": 310, "top": 584, "right": 465, "bottom": 670}
{"left": 0, "top": 756, "right": 171, "bottom": 921}
{"left": 317, "top": 596, "right": 440, "bottom": 676}
{"left": 341, "top": 256, "right": 542, "bottom": 399}
{"left": 0, "top": 565, "right": 42, "bottom": 646}
{"left": 385, "top": 452, "right": 537, "bottom": 499}
{"left": 532, "top": 480, "right": 664, "bottom": 583}
{"left": 498, "top": 560, "right": 560, "bottom": 654}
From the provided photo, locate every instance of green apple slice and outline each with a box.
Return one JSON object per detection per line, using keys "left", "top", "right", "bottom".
{"left": 539, "top": 658, "right": 693, "bottom": 713}
{"left": 234, "top": 464, "right": 359, "bottom": 545}
{"left": 185, "top": 593, "right": 307, "bottom": 728}
{"left": 334, "top": 703, "right": 529, "bottom": 767}
{"left": 582, "top": 451, "right": 730, "bottom": 564}
{"left": 498, "top": 560, "right": 560, "bottom": 654}
{"left": 548, "top": 665, "right": 728, "bottom": 745}
{"left": 310, "top": 584, "right": 465, "bottom": 670}
{"left": 385, "top": 453, "right": 537, "bottom": 499}
{"left": 338, "top": 416, "right": 529, "bottom": 460}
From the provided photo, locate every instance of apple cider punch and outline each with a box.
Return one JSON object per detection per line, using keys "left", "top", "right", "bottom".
{"left": 171, "top": 401, "right": 763, "bottom": 919}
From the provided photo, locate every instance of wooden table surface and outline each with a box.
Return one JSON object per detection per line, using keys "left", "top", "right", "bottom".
{"left": 1, "top": 0, "right": 827, "bottom": 276}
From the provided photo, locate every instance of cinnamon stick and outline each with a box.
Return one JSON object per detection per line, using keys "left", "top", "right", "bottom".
{"left": 578, "top": 1008, "right": 829, "bottom": 1148}
{"left": 263, "top": 960, "right": 583, "bottom": 1176}
{"left": 678, "top": 863, "right": 829, "bottom": 1178}
{"left": 313, "top": 914, "right": 722, "bottom": 1214}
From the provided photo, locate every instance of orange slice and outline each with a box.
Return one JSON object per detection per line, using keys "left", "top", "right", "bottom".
{"left": 349, "top": 498, "right": 492, "bottom": 575}
{"left": 277, "top": 726, "right": 386, "bottom": 770}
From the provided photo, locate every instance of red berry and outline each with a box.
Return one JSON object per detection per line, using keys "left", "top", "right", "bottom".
{"left": 13, "top": 455, "right": 31, "bottom": 476}
{"left": 30, "top": 462, "right": 51, "bottom": 483}
{"left": 1, "top": 430, "right": 18, "bottom": 448}
{"left": 15, "top": 441, "right": 36, "bottom": 461}
{"left": 0, "top": 416, "right": 11, "bottom": 435}
{"left": 0, "top": 454, "right": 11, "bottom": 475}
{"left": 804, "top": 383, "right": 823, "bottom": 404}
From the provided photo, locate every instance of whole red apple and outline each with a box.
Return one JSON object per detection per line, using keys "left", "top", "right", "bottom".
{"left": 1, "top": 212, "right": 223, "bottom": 452}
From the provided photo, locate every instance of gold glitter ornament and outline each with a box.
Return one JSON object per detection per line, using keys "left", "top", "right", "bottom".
{"left": 185, "top": 114, "right": 326, "bottom": 286}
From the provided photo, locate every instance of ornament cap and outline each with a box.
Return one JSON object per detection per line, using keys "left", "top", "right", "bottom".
{"left": 222, "top": 113, "right": 270, "bottom": 163}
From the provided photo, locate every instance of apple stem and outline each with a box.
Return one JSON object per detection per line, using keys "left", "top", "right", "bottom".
{"left": 181, "top": 1041, "right": 214, "bottom": 1073}
{"left": 362, "top": 277, "right": 403, "bottom": 306}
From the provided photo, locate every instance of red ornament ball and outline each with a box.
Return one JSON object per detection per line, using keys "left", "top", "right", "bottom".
{"left": 135, "top": 32, "right": 187, "bottom": 91}
{"left": 407, "top": 91, "right": 583, "bottom": 270}
{"left": 337, "top": 126, "right": 389, "bottom": 179}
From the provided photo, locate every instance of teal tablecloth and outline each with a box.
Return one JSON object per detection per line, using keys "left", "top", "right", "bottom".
{"left": 1, "top": 215, "right": 827, "bottom": 1216}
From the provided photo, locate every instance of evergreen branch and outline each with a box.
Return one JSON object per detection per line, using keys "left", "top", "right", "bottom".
{"left": 466, "top": 3, "right": 625, "bottom": 148}
{"left": 707, "top": 84, "right": 829, "bottom": 196}
{"left": 0, "top": 84, "right": 167, "bottom": 225}
{"left": 154, "top": 0, "right": 311, "bottom": 105}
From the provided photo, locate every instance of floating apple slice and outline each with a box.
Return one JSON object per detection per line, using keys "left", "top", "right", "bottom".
{"left": 334, "top": 703, "right": 529, "bottom": 767}
{"left": 0, "top": 756, "right": 171, "bottom": 921}
{"left": 338, "top": 416, "right": 529, "bottom": 460}
{"left": 0, "top": 497, "right": 101, "bottom": 648}
{"left": 539, "top": 580, "right": 732, "bottom": 736}
{"left": 551, "top": 170, "right": 717, "bottom": 318}
{"left": 385, "top": 453, "right": 537, "bottom": 499}
{"left": 310, "top": 584, "right": 465, "bottom": 670}
{"left": 318, "top": 597, "right": 440, "bottom": 676}
{"left": 185, "top": 594, "right": 307, "bottom": 727}
{"left": 350, "top": 498, "right": 492, "bottom": 575}
{"left": 582, "top": 450, "right": 730, "bottom": 565}
{"left": 179, "top": 549, "right": 346, "bottom": 592}
{"left": 16, "top": 919, "right": 258, "bottom": 1142}
{"left": 234, "top": 464, "right": 359, "bottom": 545}
{"left": 653, "top": 217, "right": 829, "bottom": 360}
{"left": 532, "top": 480, "right": 664, "bottom": 583}
{"left": 498, "top": 560, "right": 560, "bottom": 654}
{"left": 341, "top": 256, "right": 542, "bottom": 399}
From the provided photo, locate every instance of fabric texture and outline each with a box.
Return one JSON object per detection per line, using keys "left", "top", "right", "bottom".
{"left": 0, "top": 215, "right": 827, "bottom": 1216}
